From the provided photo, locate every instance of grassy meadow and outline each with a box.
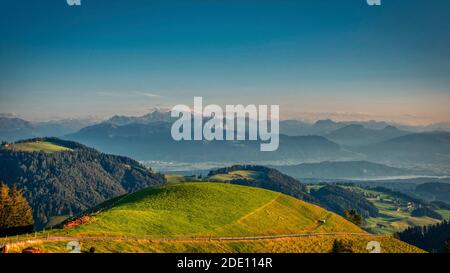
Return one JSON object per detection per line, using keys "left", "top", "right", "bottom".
{"left": 5, "top": 141, "right": 73, "bottom": 153}
{"left": 1, "top": 182, "right": 426, "bottom": 253}
{"left": 51, "top": 182, "right": 363, "bottom": 238}
{"left": 208, "top": 170, "right": 266, "bottom": 182}
{"left": 5, "top": 234, "right": 424, "bottom": 253}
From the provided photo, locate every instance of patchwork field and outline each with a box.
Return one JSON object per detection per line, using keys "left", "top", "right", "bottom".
{"left": 343, "top": 186, "right": 448, "bottom": 234}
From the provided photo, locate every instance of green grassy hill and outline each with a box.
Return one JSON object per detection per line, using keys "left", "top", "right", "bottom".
{"left": 4, "top": 140, "right": 73, "bottom": 153}
{"left": 58, "top": 182, "right": 362, "bottom": 237}
{"left": 205, "top": 166, "right": 381, "bottom": 221}
{"left": 208, "top": 170, "right": 265, "bottom": 182}
{"left": 4, "top": 183, "right": 424, "bottom": 253}
{"left": 205, "top": 165, "right": 316, "bottom": 204}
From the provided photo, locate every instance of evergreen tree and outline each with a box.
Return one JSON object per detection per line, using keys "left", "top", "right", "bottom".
{"left": 0, "top": 182, "right": 34, "bottom": 230}
{"left": 397, "top": 220, "right": 450, "bottom": 252}
{"left": 0, "top": 183, "right": 12, "bottom": 229}
{"left": 310, "top": 185, "right": 379, "bottom": 218}
{"left": 343, "top": 209, "right": 363, "bottom": 226}
{"left": 445, "top": 239, "right": 450, "bottom": 253}
{"left": 9, "top": 185, "right": 34, "bottom": 227}
{"left": 331, "top": 239, "right": 354, "bottom": 253}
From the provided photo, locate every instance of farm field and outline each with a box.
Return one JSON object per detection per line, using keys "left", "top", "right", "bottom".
{"left": 342, "top": 186, "right": 448, "bottom": 234}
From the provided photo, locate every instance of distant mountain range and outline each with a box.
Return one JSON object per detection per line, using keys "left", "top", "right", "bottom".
{"left": 0, "top": 117, "right": 35, "bottom": 141}
{"left": 3, "top": 110, "right": 449, "bottom": 141}
{"left": 358, "top": 131, "right": 450, "bottom": 164}
{"left": 280, "top": 119, "right": 450, "bottom": 136}
{"left": 62, "top": 113, "right": 450, "bottom": 165}
{"left": 273, "top": 161, "right": 415, "bottom": 179}
{"left": 66, "top": 120, "right": 350, "bottom": 162}
{"left": 414, "top": 182, "right": 450, "bottom": 204}
{"left": 33, "top": 119, "right": 98, "bottom": 138}
{"left": 64, "top": 115, "right": 450, "bottom": 165}
{"left": 2, "top": 111, "right": 450, "bottom": 167}
{"left": 325, "top": 124, "right": 409, "bottom": 147}
{"left": 105, "top": 111, "right": 174, "bottom": 126}
{"left": 0, "top": 116, "right": 97, "bottom": 141}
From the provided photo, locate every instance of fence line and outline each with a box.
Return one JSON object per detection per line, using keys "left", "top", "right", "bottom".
{"left": 2, "top": 232, "right": 384, "bottom": 248}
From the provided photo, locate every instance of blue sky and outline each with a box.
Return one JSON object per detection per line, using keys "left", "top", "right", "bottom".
{"left": 0, "top": 0, "right": 449, "bottom": 124}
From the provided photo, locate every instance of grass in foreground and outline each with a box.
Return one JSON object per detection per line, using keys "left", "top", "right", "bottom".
{"left": 5, "top": 235, "right": 424, "bottom": 253}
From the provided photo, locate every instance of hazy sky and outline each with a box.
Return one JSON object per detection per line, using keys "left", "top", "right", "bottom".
{"left": 1, "top": 0, "right": 449, "bottom": 124}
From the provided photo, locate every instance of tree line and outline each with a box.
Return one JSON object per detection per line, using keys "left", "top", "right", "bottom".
{"left": 0, "top": 137, "right": 166, "bottom": 228}
{"left": 310, "top": 185, "right": 379, "bottom": 218}
{"left": 396, "top": 220, "right": 450, "bottom": 253}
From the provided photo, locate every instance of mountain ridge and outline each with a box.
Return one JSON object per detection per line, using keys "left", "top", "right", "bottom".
{"left": 273, "top": 160, "right": 415, "bottom": 179}
{"left": 358, "top": 131, "right": 450, "bottom": 164}
{"left": 0, "top": 137, "right": 166, "bottom": 228}
{"left": 66, "top": 121, "right": 350, "bottom": 162}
